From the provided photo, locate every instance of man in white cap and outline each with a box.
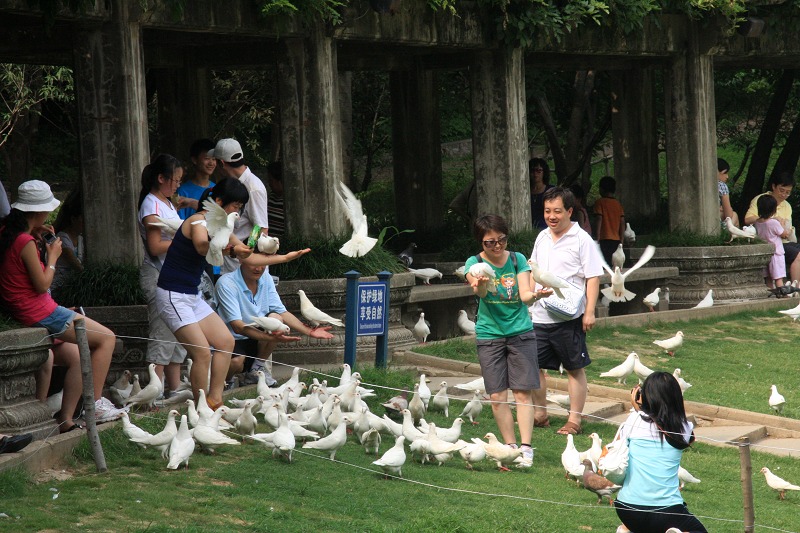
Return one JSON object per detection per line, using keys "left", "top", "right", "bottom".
{"left": 208, "top": 138, "right": 270, "bottom": 273}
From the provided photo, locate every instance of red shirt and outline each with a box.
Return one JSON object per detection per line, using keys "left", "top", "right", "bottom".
{"left": 1, "top": 233, "right": 58, "bottom": 325}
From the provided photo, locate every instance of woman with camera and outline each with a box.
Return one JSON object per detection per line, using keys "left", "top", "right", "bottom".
{"left": 0, "top": 180, "right": 124, "bottom": 432}
{"left": 613, "top": 371, "right": 707, "bottom": 533}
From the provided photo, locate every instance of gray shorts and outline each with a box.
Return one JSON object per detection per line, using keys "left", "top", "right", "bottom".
{"left": 475, "top": 330, "right": 540, "bottom": 394}
{"left": 533, "top": 317, "right": 591, "bottom": 371}
{"left": 140, "top": 263, "right": 187, "bottom": 365}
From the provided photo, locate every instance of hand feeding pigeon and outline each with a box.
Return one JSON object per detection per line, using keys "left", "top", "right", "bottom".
{"left": 467, "top": 262, "right": 497, "bottom": 294}
{"left": 600, "top": 245, "right": 656, "bottom": 303}
{"left": 761, "top": 467, "right": 800, "bottom": 500}
{"left": 653, "top": 331, "right": 684, "bottom": 356}
{"left": 298, "top": 289, "right": 344, "bottom": 327}
{"left": 408, "top": 267, "right": 443, "bottom": 285}
{"left": 335, "top": 181, "right": 377, "bottom": 257}
{"left": 769, "top": 385, "right": 786, "bottom": 414}
{"left": 692, "top": 289, "right": 713, "bottom": 309}
{"left": 248, "top": 316, "right": 291, "bottom": 334}
{"left": 413, "top": 312, "right": 430, "bottom": 343}
{"left": 528, "top": 259, "right": 569, "bottom": 299}
{"left": 611, "top": 244, "right": 625, "bottom": 270}
{"left": 599, "top": 352, "right": 637, "bottom": 385}
{"left": 642, "top": 287, "right": 661, "bottom": 312}
{"left": 725, "top": 217, "right": 757, "bottom": 242}
{"left": 202, "top": 197, "right": 239, "bottom": 267}
{"left": 397, "top": 242, "right": 416, "bottom": 267}
{"left": 457, "top": 310, "right": 476, "bottom": 335}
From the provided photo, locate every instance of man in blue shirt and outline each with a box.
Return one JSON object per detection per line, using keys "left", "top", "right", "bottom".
{"left": 215, "top": 260, "right": 333, "bottom": 386}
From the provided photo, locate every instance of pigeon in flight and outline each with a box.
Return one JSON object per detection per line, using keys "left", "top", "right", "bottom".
{"left": 335, "top": 181, "right": 377, "bottom": 258}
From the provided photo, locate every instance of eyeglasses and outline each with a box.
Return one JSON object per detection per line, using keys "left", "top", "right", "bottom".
{"left": 776, "top": 186, "right": 793, "bottom": 197}
{"left": 482, "top": 236, "right": 508, "bottom": 248}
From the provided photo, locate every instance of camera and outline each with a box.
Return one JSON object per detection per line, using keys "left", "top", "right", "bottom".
{"left": 43, "top": 233, "right": 57, "bottom": 245}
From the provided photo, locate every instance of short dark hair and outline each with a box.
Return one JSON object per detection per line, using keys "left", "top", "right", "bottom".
{"left": 201, "top": 177, "right": 250, "bottom": 208}
{"left": 227, "top": 159, "right": 246, "bottom": 169}
{"left": 529, "top": 158, "right": 551, "bottom": 186}
{"left": 770, "top": 170, "right": 795, "bottom": 189}
{"left": 599, "top": 176, "right": 616, "bottom": 194}
{"left": 757, "top": 193, "right": 778, "bottom": 219}
{"left": 189, "top": 138, "right": 216, "bottom": 159}
{"left": 473, "top": 214, "right": 509, "bottom": 244}
{"left": 542, "top": 186, "right": 576, "bottom": 211}
{"left": 267, "top": 161, "right": 282, "bottom": 182}
{"left": 717, "top": 158, "right": 730, "bottom": 173}
{"left": 570, "top": 184, "right": 586, "bottom": 201}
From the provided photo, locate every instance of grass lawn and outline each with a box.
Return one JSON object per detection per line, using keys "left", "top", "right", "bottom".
{"left": 2, "top": 312, "right": 800, "bottom": 532}
{"left": 416, "top": 309, "right": 800, "bottom": 419}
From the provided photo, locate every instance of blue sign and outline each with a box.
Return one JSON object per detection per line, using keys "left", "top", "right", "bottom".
{"left": 356, "top": 282, "right": 387, "bottom": 336}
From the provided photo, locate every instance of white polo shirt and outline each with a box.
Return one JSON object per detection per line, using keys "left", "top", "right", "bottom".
{"left": 235, "top": 167, "right": 270, "bottom": 242}
{"left": 529, "top": 221, "right": 603, "bottom": 324}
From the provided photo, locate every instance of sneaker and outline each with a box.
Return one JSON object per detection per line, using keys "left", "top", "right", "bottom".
{"left": 243, "top": 371, "right": 260, "bottom": 386}
{"left": 94, "top": 397, "right": 128, "bottom": 423}
{"left": 515, "top": 446, "right": 534, "bottom": 468}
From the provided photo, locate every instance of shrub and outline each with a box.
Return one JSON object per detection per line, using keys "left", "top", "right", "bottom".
{"left": 52, "top": 261, "right": 145, "bottom": 307}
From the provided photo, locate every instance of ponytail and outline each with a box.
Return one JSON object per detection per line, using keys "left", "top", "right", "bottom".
{"left": 137, "top": 154, "right": 182, "bottom": 210}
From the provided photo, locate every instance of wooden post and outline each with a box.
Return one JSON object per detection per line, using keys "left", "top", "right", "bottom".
{"left": 74, "top": 317, "right": 108, "bottom": 473}
{"left": 739, "top": 436, "right": 754, "bottom": 533}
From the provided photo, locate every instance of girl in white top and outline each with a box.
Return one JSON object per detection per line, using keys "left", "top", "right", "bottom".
{"left": 137, "top": 154, "right": 189, "bottom": 395}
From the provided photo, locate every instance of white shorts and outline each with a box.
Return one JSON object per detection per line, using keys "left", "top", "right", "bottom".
{"left": 156, "top": 288, "right": 215, "bottom": 333}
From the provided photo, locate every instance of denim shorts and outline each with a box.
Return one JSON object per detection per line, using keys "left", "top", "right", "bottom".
{"left": 33, "top": 305, "right": 76, "bottom": 336}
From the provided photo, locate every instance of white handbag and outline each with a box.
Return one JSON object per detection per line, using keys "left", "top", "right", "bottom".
{"left": 598, "top": 424, "right": 629, "bottom": 485}
{"left": 541, "top": 277, "right": 584, "bottom": 320}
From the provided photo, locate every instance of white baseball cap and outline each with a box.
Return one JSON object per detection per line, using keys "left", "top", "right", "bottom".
{"left": 11, "top": 180, "right": 60, "bottom": 212}
{"left": 208, "top": 138, "right": 244, "bottom": 163}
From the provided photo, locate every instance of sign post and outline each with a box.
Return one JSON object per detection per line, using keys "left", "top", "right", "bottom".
{"left": 344, "top": 270, "right": 393, "bottom": 370}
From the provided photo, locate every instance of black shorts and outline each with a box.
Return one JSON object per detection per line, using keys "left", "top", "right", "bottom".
{"left": 614, "top": 500, "right": 707, "bottom": 533}
{"left": 785, "top": 242, "right": 800, "bottom": 273}
{"left": 533, "top": 317, "right": 591, "bottom": 371}
{"left": 233, "top": 338, "right": 259, "bottom": 372}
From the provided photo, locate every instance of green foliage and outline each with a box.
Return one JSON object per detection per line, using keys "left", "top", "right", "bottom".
{"left": 257, "top": 0, "right": 346, "bottom": 24}
{"left": 0, "top": 466, "right": 31, "bottom": 499}
{"left": 0, "top": 312, "right": 23, "bottom": 334}
{"left": 268, "top": 233, "right": 406, "bottom": 280}
{"left": 52, "top": 261, "right": 146, "bottom": 307}
{"left": 636, "top": 227, "right": 758, "bottom": 247}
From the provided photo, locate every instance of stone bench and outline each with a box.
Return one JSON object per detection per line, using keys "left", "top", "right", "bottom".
{"left": 403, "top": 283, "right": 476, "bottom": 341}
{"left": 597, "top": 266, "right": 679, "bottom": 316}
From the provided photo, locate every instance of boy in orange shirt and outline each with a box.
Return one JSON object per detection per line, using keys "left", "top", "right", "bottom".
{"left": 594, "top": 176, "right": 625, "bottom": 266}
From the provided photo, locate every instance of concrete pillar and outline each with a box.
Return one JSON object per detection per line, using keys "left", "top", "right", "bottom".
{"left": 470, "top": 48, "right": 531, "bottom": 233}
{"left": 153, "top": 65, "right": 213, "bottom": 159}
{"left": 391, "top": 67, "right": 443, "bottom": 233}
{"left": 277, "top": 25, "right": 346, "bottom": 239}
{"left": 664, "top": 24, "right": 718, "bottom": 235}
{"left": 611, "top": 69, "right": 660, "bottom": 223}
{"left": 73, "top": 8, "right": 149, "bottom": 263}
{"left": 339, "top": 71, "right": 355, "bottom": 191}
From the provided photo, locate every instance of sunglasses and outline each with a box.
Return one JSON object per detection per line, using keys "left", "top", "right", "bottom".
{"left": 482, "top": 236, "right": 508, "bottom": 248}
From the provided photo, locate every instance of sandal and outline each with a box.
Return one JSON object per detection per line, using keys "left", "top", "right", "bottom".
{"left": 60, "top": 422, "right": 84, "bottom": 434}
{"left": 207, "top": 398, "right": 223, "bottom": 411}
{"left": 534, "top": 417, "right": 551, "bottom": 428}
{"left": 556, "top": 421, "right": 582, "bottom": 435}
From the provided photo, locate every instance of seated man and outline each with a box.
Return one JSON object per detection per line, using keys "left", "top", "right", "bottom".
{"left": 215, "top": 259, "right": 334, "bottom": 386}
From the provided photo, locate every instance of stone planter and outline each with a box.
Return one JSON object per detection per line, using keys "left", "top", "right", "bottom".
{"left": 0, "top": 328, "right": 58, "bottom": 438}
{"left": 84, "top": 305, "right": 150, "bottom": 387}
{"left": 630, "top": 244, "right": 773, "bottom": 308}
{"left": 276, "top": 272, "right": 417, "bottom": 365}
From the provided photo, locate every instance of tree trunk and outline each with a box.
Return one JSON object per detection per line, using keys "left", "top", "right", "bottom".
{"left": 772, "top": 110, "right": 800, "bottom": 177}
{"left": 737, "top": 70, "right": 795, "bottom": 216}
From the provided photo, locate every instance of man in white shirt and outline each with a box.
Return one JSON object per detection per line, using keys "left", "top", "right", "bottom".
{"left": 529, "top": 187, "right": 602, "bottom": 436}
{"left": 208, "top": 138, "right": 270, "bottom": 273}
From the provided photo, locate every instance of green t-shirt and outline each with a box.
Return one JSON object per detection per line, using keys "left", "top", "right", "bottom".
{"left": 464, "top": 252, "right": 533, "bottom": 339}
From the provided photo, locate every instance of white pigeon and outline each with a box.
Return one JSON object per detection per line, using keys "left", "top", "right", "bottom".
{"left": 611, "top": 244, "right": 625, "bottom": 270}
{"left": 202, "top": 197, "right": 239, "bottom": 266}
{"left": 430, "top": 381, "right": 450, "bottom": 418}
{"left": 579, "top": 432, "right": 604, "bottom": 467}
{"left": 257, "top": 234, "right": 280, "bottom": 254}
{"left": 467, "top": 262, "right": 497, "bottom": 294}
{"left": 769, "top": 385, "right": 786, "bottom": 415}
{"left": 454, "top": 377, "right": 484, "bottom": 392}
{"left": 302, "top": 416, "right": 349, "bottom": 460}
{"left": 120, "top": 411, "right": 152, "bottom": 448}
{"left": 373, "top": 435, "right": 407, "bottom": 477}
{"left": 453, "top": 265, "right": 467, "bottom": 282}
{"left": 673, "top": 368, "right": 692, "bottom": 394}
{"left": 761, "top": 467, "right": 800, "bottom": 500}
{"left": 778, "top": 300, "right": 800, "bottom": 321}
{"left": 459, "top": 390, "right": 484, "bottom": 425}
{"left": 124, "top": 363, "right": 163, "bottom": 410}
{"left": 663, "top": 287, "right": 670, "bottom": 303}
{"left": 457, "top": 310, "right": 476, "bottom": 335}
{"left": 110, "top": 370, "right": 134, "bottom": 407}
{"left": 725, "top": 217, "right": 757, "bottom": 242}
{"left": 693, "top": 289, "right": 714, "bottom": 309}
{"left": 335, "top": 181, "right": 377, "bottom": 258}
{"left": 235, "top": 401, "right": 258, "bottom": 437}
{"left": 408, "top": 268, "right": 443, "bottom": 285}
{"left": 632, "top": 353, "right": 655, "bottom": 384}
{"left": 642, "top": 287, "right": 661, "bottom": 312}
{"left": 248, "top": 316, "right": 290, "bottom": 334}
{"left": 340, "top": 363, "right": 353, "bottom": 386}
{"left": 417, "top": 374, "right": 432, "bottom": 408}
{"left": 147, "top": 216, "right": 183, "bottom": 236}
{"left": 381, "top": 414, "right": 403, "bottom": 438}
{"left": 424, "top": 422, "right": 466, "bottom": 456}
{"left": 600, "top": 245, "right": 656, "bottom": 303}
{"left": 457, "top": 438, "right": 487, "bottom": 470}
{"left": 194, "top": 409, "right": 242, "bottom": 453}
{"left": 561, "top": 433, "right": 584, "bottom": 483}
{"left": 482, "top": 432, "right": 522, "bottom": 471}
{"left": 271, "top": 413, "right": 297, "bottom": 462}
{"left": 678, "top": 465, "right": 701, "bottom": 490}
{"left": 400, "top": 408, "right": 426, "bottom": 443}
{"left": 298, "top": 289, "right": 344, "bottom": 328}
{"left": 130, "top": 410, "right": 179, "bottom": 458}
{"left": 653, "top": 331, "right": 684, "bottom": 356}
{"left": 599, "top": 352, "right": 637, "bottom": 385}
{"left": 360, "top": 427, "right": 382, "bottom": 456}
{"left": 167, "top": 414, "right": 196, "bottom": 470}
{"left": 413, "top": 313, "right": 430, "bottom": 343}
{"left": 546, "top": 391, "right": 572, "bottom": 411}
{"left": 528, "top": 259, "right": 569, "bottom": 299}
{"left": 624, "top": 222, "right": 636, "bottom": 243}
{"left": 421, "top": 417, "right": 463, "bottom": 443}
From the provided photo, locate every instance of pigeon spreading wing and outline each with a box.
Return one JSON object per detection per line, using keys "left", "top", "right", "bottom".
{"left": 203, "top": 197, "right": 239, "bottom": 266}
{"left": 336, "top": 181, "right": 377, "bottom": 258}
{"left": 600, "top": 245, "right": 656, "bottom": 303}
